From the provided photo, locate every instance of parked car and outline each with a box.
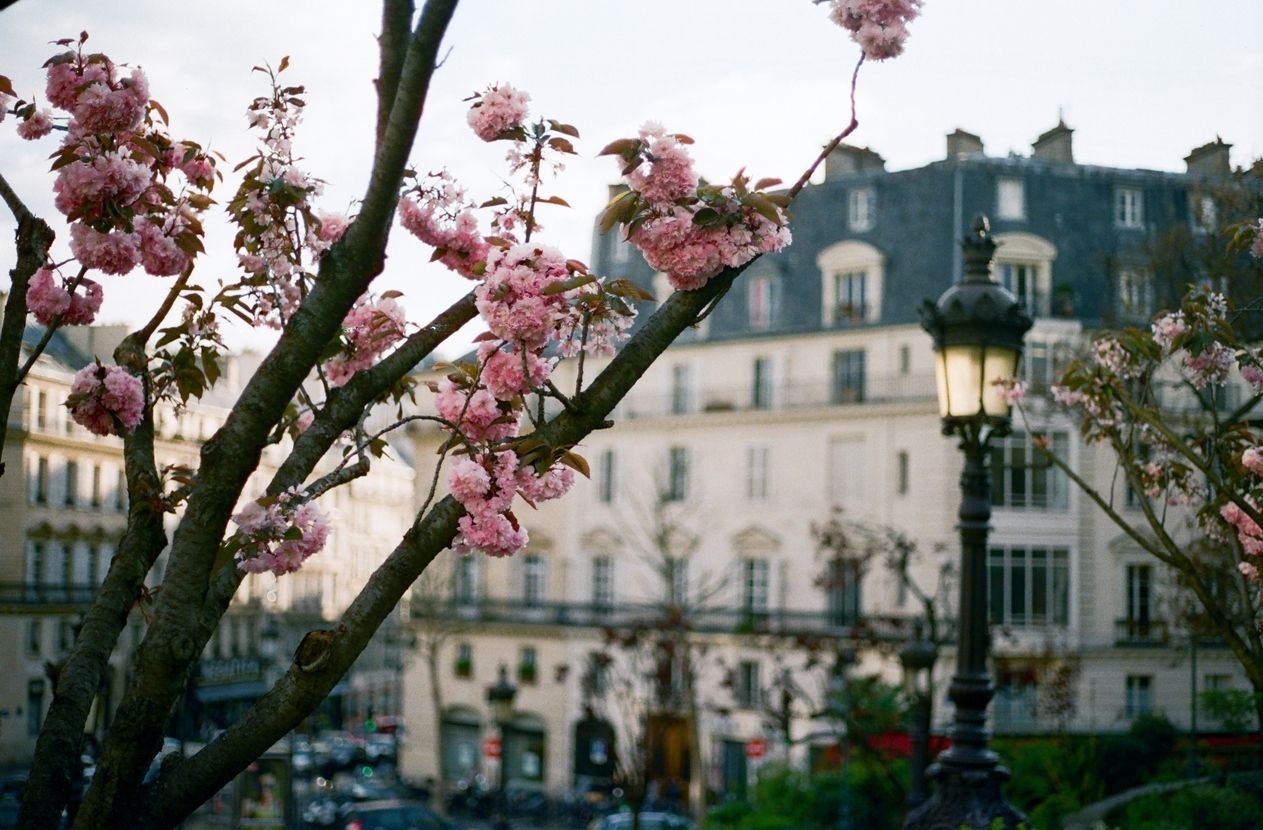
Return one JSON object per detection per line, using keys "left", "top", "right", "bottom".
{"left": 340, "top": 798, "right": 465, "bottom": 830}
{"left": 589, "top": 812, "right": 695, "bottom": 830}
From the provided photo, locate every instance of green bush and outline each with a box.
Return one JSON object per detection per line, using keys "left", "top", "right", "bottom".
{"left": 1112, "top": 782, "right": 1263, "bottom": 830}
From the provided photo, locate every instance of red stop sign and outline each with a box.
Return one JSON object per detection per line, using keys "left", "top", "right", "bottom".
{"left": 482, "top": 736, "right": 502, "bottom": 759}
{"left": 744, "top": 737, "right": 767, "bottom": 759}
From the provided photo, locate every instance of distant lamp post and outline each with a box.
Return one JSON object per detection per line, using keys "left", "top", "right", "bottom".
{"left": 906, "top": 214, "right": 1032, "bottom": 830}
{"left": 830, "top": 649, "right": 857, "bottom": 830}
{"left": 487, "top": 664, "right": 518, "bottom": 830}
{"left": 899, "top": 622, "right": 936, "bottom": 808}
{"left": 259, "top": 616, "right": 282, "bottom": 670}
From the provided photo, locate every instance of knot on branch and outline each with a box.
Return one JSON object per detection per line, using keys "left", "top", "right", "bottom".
{"left": 295, "top": 627, "right": 338, "bottom": 673}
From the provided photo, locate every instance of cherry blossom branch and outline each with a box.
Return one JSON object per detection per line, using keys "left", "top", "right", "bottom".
{"left": 375, "top": 0, "right": 415, "bottom": 151}
{"left": 785, "top": 54, "right": 864, "bottom": 201}
{"left": 135, "top": 268, "right": 192, "bottom": 345}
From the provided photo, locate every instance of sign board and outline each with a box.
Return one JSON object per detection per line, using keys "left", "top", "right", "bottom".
{"left": 744, "top": 737, "right": 767, "bottom": 760}
{"left": 482, "top": 735, "right": 502, "bottom": 759}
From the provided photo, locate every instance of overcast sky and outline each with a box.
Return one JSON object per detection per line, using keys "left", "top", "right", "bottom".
{"left": 2, "top": 0, "right": 1261, "bottom": 357}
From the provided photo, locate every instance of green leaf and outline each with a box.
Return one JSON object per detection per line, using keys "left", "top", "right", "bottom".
{"left": 746, "top": 192, "right": 785, "bottom": 226}
{"left": 537, "top": 195, "right": 571, "bottom": 208}
{"left": 547, "top": 120, "right": 580, "bottom": 138}
{"left": 559, "top": 450, "right": 591, "bottom": 478}
{"left": 597, "top": 137, "right": 641, "bottom": 157}
{"left": 605, "top": 279, "right": 655, "bottom": 302}
{"left": 547, "top": 137, "right": 576, "bottom": 155}
{"left": 541, "top": 274, "right": 597, "bottom": 295}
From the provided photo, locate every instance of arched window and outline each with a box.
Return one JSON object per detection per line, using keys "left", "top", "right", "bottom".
{"left": 992, "top": 232, "right": 1056, "bottom": 318}
{"left": 816, "top": 240, "right": 886, "bottom": 326}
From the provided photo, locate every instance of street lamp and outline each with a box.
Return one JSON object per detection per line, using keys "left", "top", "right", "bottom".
{"left": 899, "top": 621, "right": 936, "bottom": 808}
{"left": 486, "top": 663, "right": 518, "bottom": 830}
{"left": 829, "top": 648, "right": 856, "bottom": 830}
{"left": 905, "top": 214, "right": 1031, "bottom": 830}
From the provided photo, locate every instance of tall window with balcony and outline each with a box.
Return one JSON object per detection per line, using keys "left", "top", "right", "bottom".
{"left": 1124, "top": 564, "right": 1155, "bottom": 642}
{"left": 987, "top": 545, "right": 1070, "bottom": 627}
{"left": 993, "top": 668, "right": 1038, "bottom": 733}
{"left": 736, "top": 660, "right": 762, "bottom": 709}
{"left": 592, "top": 556, "right": 614, "bottom": 612}
{"left": 1024, "top": 339, "right": 1072, "bottom": 394}
{"left": 667, "top": 557, "right": 689, "bottom": 607}
{"left": 740, "top": 558, "right": 769, "bottom": 624}
{"left": 670, "top": 364, "right": 694, "bottom": 415}
{"left": 817, "top": 240, "right": 885, "bottom": 327}
{"left": 824, "top": 557, "right": 861, "bottom": 627}
{"left": 993, "top": 232, "right": 1055, "bottom": 318}
{"left": 991, "top": 430, "right": 1069, "bottom": 510}
{"left": 746, "top": 445, "right": 769, "bottom": 501}
{"left": 848, "top": 186, "right": 875, "bottom": 232}
{"left": 998, "top": 262, "right": 1044, "bottom": 317}
{"left": 64, "top": 461, "right": 79, "bottom": 507}
{"left": 1115, "top": 267, "right": 1155, "bottom": 322}
{"left": 751, "top": 357, "right": 774, "bottom": 410}
{"left": 831, "top": 349, "right": 866, "bottom": 404}
{"left": 664, "top": 446, "right": 689, "bottom": 502}
{"left": 31, "top": 456, "right": 49, "bottom": 505}
{"left": 1115, "top": 187, "right": 1144, "bottom": 229}
{"left": 833, "top": 271, "right": 867, "bottom": 325}
{"left": 747, "top": 273, "right": 779, "bottom": 330}
{"left": 521, "top": 554, "right": 547, "bottom": 608}
{"left": 597, "top": 449, "right": 616, "bottom": 504}
{"left": 454, "top": 554, "right": 479, "bottom": 606}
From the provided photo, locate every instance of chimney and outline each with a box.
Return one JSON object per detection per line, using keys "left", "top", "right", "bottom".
{"left": 825, "top": 144, "right": 886, "bottom": 179}
{"left": 946, "top": 129, "right": 984, "bottom": 159}
{"left": 1032, "top": 120, "right": 1074, "bottom": 164}
{"left": 1184, "top": 138, "right": 1232, "bottom": 178}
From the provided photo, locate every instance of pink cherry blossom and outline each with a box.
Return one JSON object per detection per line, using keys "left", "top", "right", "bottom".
{"left": 323, "top": 297, "right": 408, "bottom": 386}
{"left": 829, "top": 0, "right": 923, "bottom": 61}
{"left": 627, "top": 123, "right": 698, "bottom": 204}
{"left": 26, "top": 268, "right": 72, "bottom": 324}
{"left": 434, "top": 377, "right": 518, "bottom": 444}
{"left": 1251, "top": 219, "right": 1263, "bottom": 259}
{"left": 16, "top": 109, "right": 55, "bottom": 140}
{"left": 467, "top": 83, "right": 530, "bottom": 141}
{"left": 66, "top": 363, "right": 144, "bottom": 436}
{"left": 516, "top": 462, "right": 575, "bottom": 503}
{"left": 1151, "top": 311, "right": 1188, "bottom": 352}
{"left": 992, "top": 377, "right": 1028, "bottom": 405}
{"left": 63, "top": 278, "right": 103, "bottom": 325}
{"left": 136, "top": 216, "right": 191, "bottom": 276}
{"left": 1243, "top": 447, "right": 1263, "bottom": 477}
{"left": 233, "top": 488, "right": 331, "bottom": 575}
{"left": 1221, "top": 499, "right": 1263, "bottom": 558}
{"left": 1182, "top": 342, "right": 1235, "bottom": 389}
{"left": 69, "top": 224, "right": 141, "bottom": 275}
{"left": 479, "top": 343, "right": 553, "bottom": 401}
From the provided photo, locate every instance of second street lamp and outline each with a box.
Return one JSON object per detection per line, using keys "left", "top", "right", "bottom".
{"left": 905, "top": 214, "right": 1032, "bottom": 830}
{"left": 487, "top": 664, "right": 518, "bottom": 830}
{"left": 899, "top": 621, "right": 936, "bottom": 809}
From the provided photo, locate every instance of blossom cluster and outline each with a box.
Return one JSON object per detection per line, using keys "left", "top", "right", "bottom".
{"left": 603, "top": 123, "right": 792, "bottom": 292}
{"left": 65, "top": 362, "right": 144, "bottom": 436}
{"left": 397, "top": 87, "right": 641, "bottom": 559}
{"left": 25, "top": 267, "right": 102, "bottom": 326}
{"left": 232, "top": 488, "right": 331, "bottom": 576}
{"left": 22, "top": 38, "right": 218, "bottom": 284}
{"left": 323, "top": 296, "right": 408, "bottom": 387}
{"left": 829, "top": 0, "right": 924, "bottom": 61}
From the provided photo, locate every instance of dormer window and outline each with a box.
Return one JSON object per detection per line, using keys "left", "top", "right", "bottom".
{"left": 817, "top": 240, "right": 885, "bottom": 327}
{"left": 747, "top": 273, "right": 780, "bottom": 330}
{"left": 1115, "top": 187, "right": 1143, "bottom": 229}
{"left": 996, "top": 178, "right": 1025, "bottom": 221}
{"left": 848, "top": 187, "right": 875, "bottom": 232}
{"left": 993, "top": 232, "right": 1056, "bottom": 318}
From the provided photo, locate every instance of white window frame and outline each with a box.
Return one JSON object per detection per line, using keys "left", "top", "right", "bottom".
{"left": 987, "top": 545, "right": 1070, "bottom": 627}
{"left": 746, "top": 445, "right": 769, "bottom": 501}
{"left": 747, "top": 274, "right": 779, "bottom": 330}
{"left": 996, "top": 177, "right": 1026, "bottom": 221}
{"left": 597, "top": 449, "right": 616, "bottom": 504}
{"left": 992, "top": 232, "right": 1056, "bottom": 318}
{"left": 741, "top": 558, "right": 769, "bottom": 615}
{"left": 1116, "top": 267, "right": 1155, "bottom": 321}
{"left": 848, "top": 187, "right": 875, "bottom": 232}
{"left": 1125, "top": 675, "right": 1153, "bottom": 718}
{"left": 990, "top": 429, "right": 1070, "bottom": 510}
{"left": 752, "top": 357, "right": 774, "bottom": 410}
{"left": 1115, "top": 187, "right": 1144, "bottom": 228}
{"left": 737, "top": 660, "right": 762, "bottom": 709}
{"left": 592, "top": 556, "right": 614, "bottom": 609}
{"left": 817, "top": 240, "right": 885, "bottom": 326}
{"left": 665, "top": 446, "right": 689, "bottom": 502}
{"left": 522, "top": 554, "right": 547, "bottom": 607}
{"left": 670, "top": 364, "right": 694, "bottom": 415}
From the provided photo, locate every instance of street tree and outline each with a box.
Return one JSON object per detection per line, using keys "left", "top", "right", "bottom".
{"left": 0, "top": 2, "right": 926, "bottom": 828}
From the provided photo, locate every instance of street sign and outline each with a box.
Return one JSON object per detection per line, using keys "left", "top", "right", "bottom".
{"left": 482, "top": 736, "right": 502, "bottom": 759}
{"left": 744, "top": 737, "right": 767, "bottom": 760}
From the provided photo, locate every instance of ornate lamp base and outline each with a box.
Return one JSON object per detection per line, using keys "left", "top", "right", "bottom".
{"left": 902, "top": 762, "right": 1026, "bottom": 830}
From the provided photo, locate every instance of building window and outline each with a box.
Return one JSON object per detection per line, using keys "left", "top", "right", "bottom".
{"left": 665, "top": 446, "right": 689, "bottom": 502}
{"left": 592, "top": 556, "right": 613, "bottom": 611}
{"left": 746, "top": 445, "right": 769, "bottom": 501}
{"left": 896, "top": 451, "right": 909, "bottom": 496}
{"left": 1125, "top": 675, "right": 1152, "bottom": 718}
{"left": 832, "top": 271, "right": 868, "bottom": 324}
{"left": 28, "top": 679, "right": 45, "bottom": 737}
{"left": 994, "top": 668, "right": 1039, "bottom": 732}
{"left": 1195, "top": 196, "right": 1217, "bottom": 233}
{"left": 736, "top": 661, "right": 762, "bottom": 709}
{"left": 825, "top": 558, "right": 861, "bottom": 626}
{"left": 747, "top": 274, "right": 780, "bottom": 330}
{"left": 848, "top": 187, "right": 875, "bottom": 232}
{"left": 828, "top": 435, "right": 867, "bottom": 514}
{"left": 988, "top": 546, "right": 1070, "bottom": 627}
{"left": 990, "top": 430, "right": 1069, "bottom": 510}
{"left": 1116, "top": 268, "right": 1155, "bottom": 321}
{"left": 26, "top": 540, "right": 45, "bottom": 584}
{"left": 33, "top": 456, "right": 49, "bottom": 505}
{"left": 586, "top": 652, "right": 608, "bottom": 696}
{"left": 998, "top": 262, "right": 1044, "bottom": 316}
{"left": 518, "top": 645, "right": 538, "bottom": 684}
{"left": 817, "top": 240, "right": 885, "bottom": 326}
{"left": 454, "top": 642, "right": 473, "bottom": 678}
{"left": 522, "top": 554, "right": 547, "bottom": 607}
{"left": 741, "top": 558, "right": 769, "bottom": 618}
{"left": 996, "top": 178, "right": 1025, "bottom": 221}
{"left": 64, "top": 461, "right": 79, "bottom": 507}
{"left": 25, "top": 620, "right": 41, "bottom": 657}
{"left": 752, "top": 357, "right": 774, "bottom": 410}
{"left": 668, "top": 557, "right": 689, "bottom": 607}
{"left": 670, "top": 364, "right": 694, "bottom": 415}
{"left": 86, "top": 543, "right": 100, "bottom": 586}
{"left": 1115, "top": 187, "right": 1144, "bottom": 228}
{"left": 898, "top": 344, "right": 911, "bottom": 375}
{"left": 1023, "top": 339, "right": 1072, "bottom": 394}
{"left": 597, "top": 449, "right": 616, "bottom": 504}
{"left": 609, "top": 231, "right": 631, "bottom": 265}
{"left": 34, "top": 388, "right": 47, "bottom": 431}
{"left": 455, "top": 554, "right": 479, "bottom": 605}
{"left": 115, "top": 469, "right": 127, "bottom": 512}
{"left": 90, "top": 464, "right": 103, "bottom": 508}
{"left": 1125, "top": 564, "right": 1153, "bottom": 638}
{"left": 831, "top": 349, "right": 866, "bottom": 404}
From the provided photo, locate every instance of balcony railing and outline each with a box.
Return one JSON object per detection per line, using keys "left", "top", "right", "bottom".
{"left": 618, "top": 371, "right": 936, "bottom": 420}
{"left": 0, "top": 582, "right": 100, "bottom": 613}
{"left": 409, "top": 596, "right": 934, "bottom": 643}
{"left": 1115, "top": 618, "right": 1169, "bottom": 646}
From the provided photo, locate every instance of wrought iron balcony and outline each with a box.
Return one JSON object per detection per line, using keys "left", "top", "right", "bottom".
{"left": 0, "top": 582, "right": 100, "bottom": 614}
{"left": 408, "top": 596, "right": 930, "bottom": 643}
{"left": 1114, "top": 618, "right": 1169, "bottom": 646}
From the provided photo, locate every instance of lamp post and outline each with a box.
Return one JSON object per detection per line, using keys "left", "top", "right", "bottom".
{"left": 486, "top": 664, "right": 518, "bottom": 830}
{"left": 904, "top": 215, "right": 1031, "bottom": 830}
{"left": 899, "top": 621, "right": 936, "bottom": 809}
{"left": 830, "top": 648, "right": 856, "bottom": 830}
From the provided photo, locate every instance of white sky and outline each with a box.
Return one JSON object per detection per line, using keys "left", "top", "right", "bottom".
{"left": 2, "top": 0, "right": 1261, "bottom": 359}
